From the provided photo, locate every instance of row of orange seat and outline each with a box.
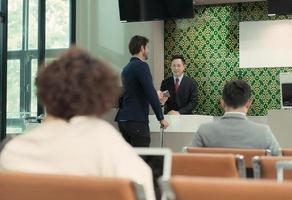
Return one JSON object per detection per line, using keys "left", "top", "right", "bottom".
{"left": 1, "top": 169, "right": 292, "bottom": 200}
{"left": 171, "top": 147, "right": 292, "bottom": 179}
{"left": 0, "top": 171, "right": 143, "bottom": 200}
{"left": 160, "top": 147, "right": 292, "bottom": 200}
{"left": 1, "top": 147, "right": 292, "bottom": 200}
{"left": 160, "top": 176, "right": 292, "bottom": 200}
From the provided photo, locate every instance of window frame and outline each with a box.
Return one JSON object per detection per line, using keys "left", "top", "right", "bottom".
{"left": 0, "top": 0, "right": 8, "bottom": 140}
{"left": 3, "top": 0, "right": 76, "bottom": 138}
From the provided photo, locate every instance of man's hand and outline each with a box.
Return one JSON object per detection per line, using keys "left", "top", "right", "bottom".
{"left": 157, "top": 90, "right": 168, "bottom": 105}
{"left": 167, "top": 110, "right": 180, "bottom": 115}
{"left": 160, "top": 119, "right": 169, "bottom": 129}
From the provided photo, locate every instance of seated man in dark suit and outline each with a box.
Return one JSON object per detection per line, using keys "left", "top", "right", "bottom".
{"left": 160, "top": 55, "right": 198, "bottom": 115}
{"left": 192, "top": 79, "right": 280, "bottom": 156}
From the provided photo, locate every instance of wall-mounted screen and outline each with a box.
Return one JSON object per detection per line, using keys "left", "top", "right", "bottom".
{"left": 118, "top": 0, "right": 194, "bottom": 22}
{"left": 268, "top": 0, "right": 292, "bottom": 16}
{"left": 280, "top": 73, "right": 292, "bottom": 109}
{"left": 282, "top": 83, "right": 292, "bottom": 108}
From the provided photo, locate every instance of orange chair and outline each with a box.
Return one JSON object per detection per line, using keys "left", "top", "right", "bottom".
{"left": 281, "top": 148, "right": 292, "bottom": 156}
{"left": 253, "top": 156, "right": 292, "bottom": 179}
{"left": 0, "top": 172, "right": 145, "bottom": 200}
{"left": 172, "top": 153, "right": 245, "bottom": 178}
{"left": 160, "top": 176, "right": 292, "bottom": 200}
{"left": 184, "top": 147, "right": 271, "bottom": 168}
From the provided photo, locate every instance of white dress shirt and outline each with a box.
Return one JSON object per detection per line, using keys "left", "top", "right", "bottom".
{"left": 0, "top": 116, "right": 155, "bottom": 200}
{"left": 173, "top": 73, "right": 184, "bottom": 85}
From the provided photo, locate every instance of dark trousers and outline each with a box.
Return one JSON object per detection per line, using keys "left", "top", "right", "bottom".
{"left": 118, "top": 121, "right": 150, "bottom": 147}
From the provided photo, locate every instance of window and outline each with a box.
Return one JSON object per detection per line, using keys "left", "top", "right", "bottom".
{"left": 6, "top": 0, "right": 75, "bottom": 134}
{"left": 46, "top": 0, "right": 70, "bottom": 49}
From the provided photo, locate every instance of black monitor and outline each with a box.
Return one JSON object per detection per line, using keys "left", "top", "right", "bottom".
{"left": 268, "top": 0, "right": 292, "bottom": 16}
{"left": 118, "top": 0, "right": 194, "bottom": 22}
{"left": 281, "top": 83, "right": 292, "bottom": 108}
{"left": 135, "top": 148, "right": 172, "bottom": 200}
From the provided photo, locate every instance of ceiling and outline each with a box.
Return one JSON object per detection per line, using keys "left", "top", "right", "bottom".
{"left": 193, "top": 0, "right": 266, "bottom": 5}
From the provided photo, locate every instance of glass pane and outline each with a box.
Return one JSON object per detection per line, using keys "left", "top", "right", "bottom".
{"left": 28, "top": 0, "right": 38, "bottom": 49}
{"left": 8, "top": 0, "right": 23, "bottom": 50}
{"left": 7, "top": 60, "right": 20, "bottom": 118}
{"left": 30, "top": 59, "right": 38, "bottom": 115}
{"left": 0, "top": 23, "right": 3, "bottom": 61}
{"left": 46, "top": 0, "right": 70, "bottom": 49}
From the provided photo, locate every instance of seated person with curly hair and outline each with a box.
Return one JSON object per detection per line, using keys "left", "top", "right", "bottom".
{"left": 0, "top": 47, "right": 155, "bottom": 200}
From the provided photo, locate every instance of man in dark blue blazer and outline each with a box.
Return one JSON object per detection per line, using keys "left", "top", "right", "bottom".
{"left": 115, "top": 35, "right": 169, "bottom": 147}
{"left": 160, "top": 55, "right": 197, "bottom": 115}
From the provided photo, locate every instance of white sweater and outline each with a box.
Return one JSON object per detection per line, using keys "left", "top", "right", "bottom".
{"left": 0, "top": 116, "right": 155, "bottom": 200}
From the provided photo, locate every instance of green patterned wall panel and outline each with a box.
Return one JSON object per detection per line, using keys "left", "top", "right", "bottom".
{"left": 164, "top": 2, "right": 292, "bottom": 116}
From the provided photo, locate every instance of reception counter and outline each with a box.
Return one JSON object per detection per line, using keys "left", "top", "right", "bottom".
{"left": 267, "top": 109, "right": 292, "bottom": 148}
{"left": 102, "top": 109, "right": 292, "bottom": 152}
{"left": 149, "top": 113, "right": 292, "bottom": 151}
{"left": 149, "top": 115, "right": 213, "bottom": 151}
{"left": 149, "top": 115, "right": 214, "bottom": 133}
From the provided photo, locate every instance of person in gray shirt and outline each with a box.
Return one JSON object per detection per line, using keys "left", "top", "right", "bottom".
{"left": 192, "top": 79, "right": 280, "bottom": 156}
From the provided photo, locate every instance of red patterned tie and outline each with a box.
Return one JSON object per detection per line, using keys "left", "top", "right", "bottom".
{"left": 175, "top": 78, "right": 179, "bottom": 92}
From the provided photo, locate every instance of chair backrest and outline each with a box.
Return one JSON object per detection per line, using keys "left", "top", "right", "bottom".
{"left": 281, "top": 148, "right": 292, "bottom": 156}
{"left": 276, "top": 160, "right": 292, "bottom": 182}
{"left": 253, "top": 156, "right": 292, "bottom": 179}
{"left": 160, "top": 176, "right": 292, "bottom": 200}
{"left": 171, "top": 153, "right": 245, "bottom": 178}
{"left": 0, "top": 172, "right": 144, "bottom": 200}
{"left": 184, "top": 147, "right": 271, "bottom": 168}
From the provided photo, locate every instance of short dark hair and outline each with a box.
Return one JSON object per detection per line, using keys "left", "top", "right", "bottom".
{"left": 36, "top": 47, "right": 120, "bottom": 120}
{"left": 171, "top": 55, "right": 185, "bottom": 64}
{"left": 223, "top": 80, "right": 251, "bottom": 109}
{"left": 128, "top": 35, "right": 149, "bottom": 55}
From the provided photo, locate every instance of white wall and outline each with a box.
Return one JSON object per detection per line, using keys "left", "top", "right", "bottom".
{"left": 267, "top": 109, "right": 292, "bottom": 148}
{"left": 76, "top": 0, "right": 164, "bottom": 88}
